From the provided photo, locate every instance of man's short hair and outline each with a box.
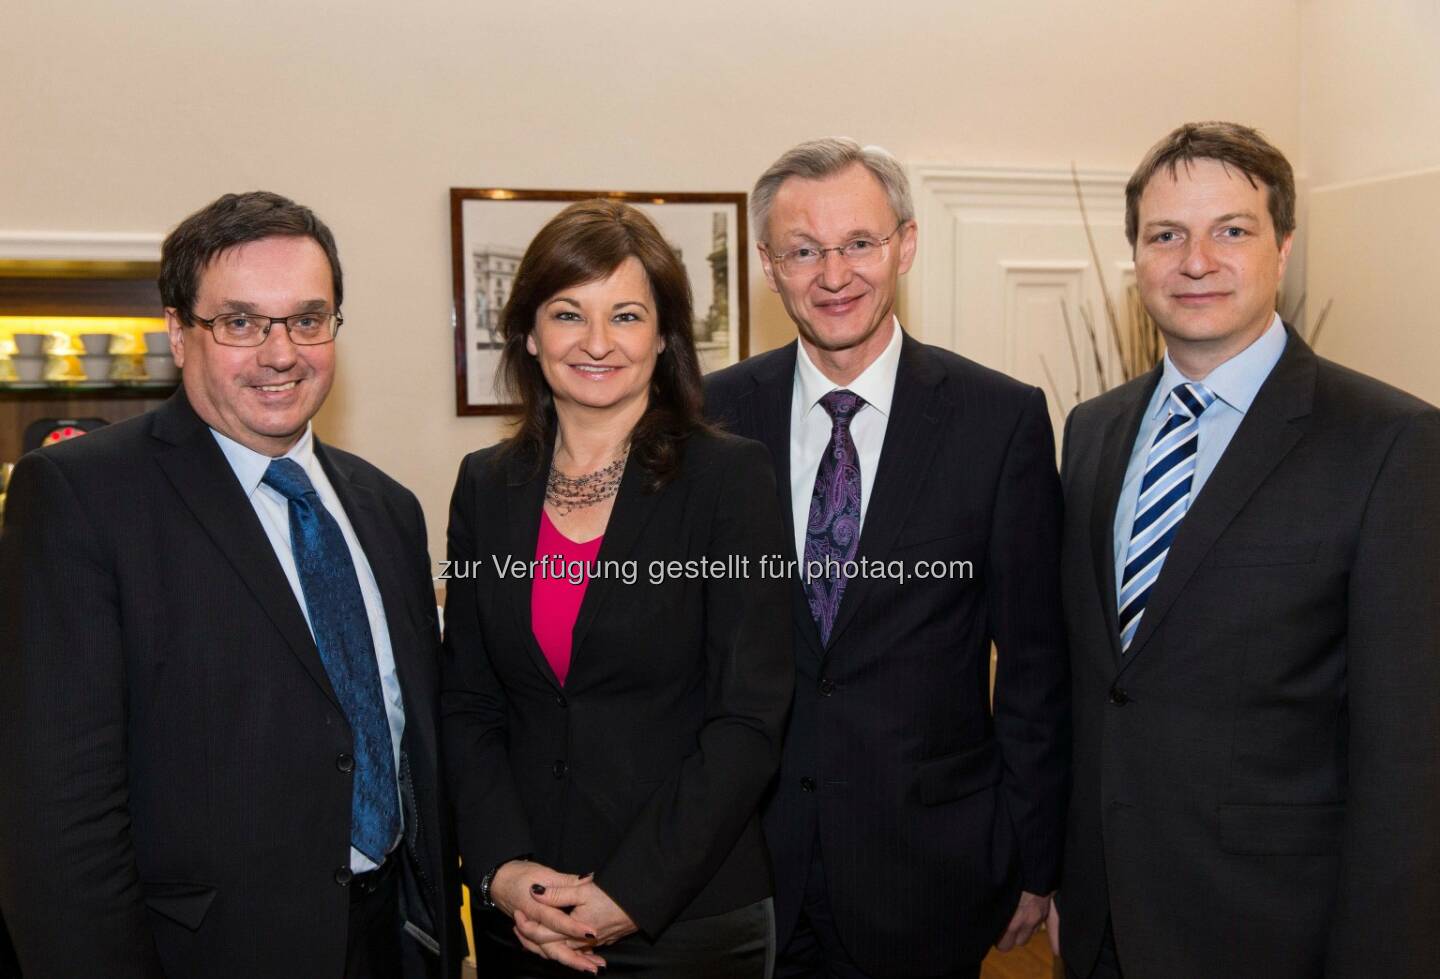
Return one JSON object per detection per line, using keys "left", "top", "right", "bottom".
{"left": 1125, "top": 121, "right": 1296, "bottom": 249}
{"left": 751, "top": 137, "right": 914, "bottom": 242}
{"left": 159, "top": 191, "right": 343, "bottom": 321}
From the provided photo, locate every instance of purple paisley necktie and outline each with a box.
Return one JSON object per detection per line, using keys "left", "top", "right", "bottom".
{"left": 804, "top": 389, "right": 866, "bottom": 645}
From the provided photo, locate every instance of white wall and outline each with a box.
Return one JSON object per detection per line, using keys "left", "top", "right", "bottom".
{"left": 1300, "top": 0, "right": 1440, "bottom": 186}
{"left": 0, "top": 0, "right": 1301, "bottom": 558}
{"left": 1299, "top": 0, "right": 1440, "bottom": 405}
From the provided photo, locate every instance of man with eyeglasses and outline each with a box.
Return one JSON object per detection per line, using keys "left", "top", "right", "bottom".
{"left": 0, "top": 192, "right": 463, "bottom": 979}
{"left": 706, "top": 139, "right": 1069, "bottom": 978}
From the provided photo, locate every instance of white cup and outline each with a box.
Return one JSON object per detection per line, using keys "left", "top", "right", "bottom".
{"left": 79, "top": 333, "right": 113, "bottom": 355}
{"left": 143, "top": 331, "right": 172, "bottom": 355}
{"left": 13, "top": 355, "right": 46, "bottom": 382}
{"left": 144, "top": 354, "right": 179, "bottom": 382}
{"left": 12, "top": 333, "right": 47, "bottom": 357}
{"left": 80, "top": 354, "right": 113, "bottom": 381}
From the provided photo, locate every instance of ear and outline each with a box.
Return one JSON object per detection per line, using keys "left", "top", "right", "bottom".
{"left": 164, "top": 308, "right": 187, "bottom": 367}
{"left": 525, "top": 332, "right": 538, "bottom": 357}
{"left": 895, "top": 220, "right": 919, "bottom": 276}
{"left": 1276, "top": 230, "right": 1295, "bottom": 280}
{"left": 657, "top": 335, "right": 666, "bottom": 354}
{"left": 758, "top": 243, "right": 781, "bottom": 294}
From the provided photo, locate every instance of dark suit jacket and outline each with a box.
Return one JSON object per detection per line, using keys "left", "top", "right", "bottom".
{"left": 1057, "top": 329, "right": 1440, "bottom": 979}
{"left": 0, "top": 392, "right": 463, "bottom": 979}
{"left": 440, "top": 429, "right": 794, "bottom": 942}
{"left": 704, "top": 334, "right": 1070, "bottom": 977}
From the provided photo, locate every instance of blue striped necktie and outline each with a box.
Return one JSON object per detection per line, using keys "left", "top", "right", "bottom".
{"left": 262, "top": 458, "right": 400, "bottom": 862}
{"left": 1118, "top": 382, "right": 1218, "bottom": 652}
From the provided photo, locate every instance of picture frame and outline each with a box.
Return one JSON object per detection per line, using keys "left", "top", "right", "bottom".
{"left": 449, "top": 188, "right": 749, "bottom": 416}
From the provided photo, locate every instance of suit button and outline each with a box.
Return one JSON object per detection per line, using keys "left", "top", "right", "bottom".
{"left": 1109, "top": 686, "right": 1130, "bottom": 706}
{"left": 819, "top": 678, "right": 835, "bottom": 696}
{"left": 336, "top": 753, "right": 355, "bottom": 774}
{"left": 334, "top": 867, "right": 353, "bottom": 886}
{"left": 555, "top": 693, "right": 568, "bottom": 708}
{"left": 552, "top": 760, "right": 567, "bottom": 779}
{"left": 800, "top": 776, "right": 816, "bottom": 792}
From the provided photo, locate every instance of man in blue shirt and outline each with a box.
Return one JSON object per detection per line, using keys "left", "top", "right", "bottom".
{"left": 0, "top": 192, "right": 463, "bottom": 979}
{"left": 1053, "top": 122, "right": 1440, "bottom": 979}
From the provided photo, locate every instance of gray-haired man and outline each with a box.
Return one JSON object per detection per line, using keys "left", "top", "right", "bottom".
{"left": 706, "top": 138, "right": 1070, "bottom": 978}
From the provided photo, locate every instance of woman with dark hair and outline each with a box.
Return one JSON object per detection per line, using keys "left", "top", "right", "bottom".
{"left": 441, "top": 199, "right": 792, "bottom": 977}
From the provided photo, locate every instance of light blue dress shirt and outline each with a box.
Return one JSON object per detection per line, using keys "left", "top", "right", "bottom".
{"left": 1113, "top": 314, "right": 1288, "bottom": 597}
{"left": 212, "top": 424, "right": 406, "bottom": 872}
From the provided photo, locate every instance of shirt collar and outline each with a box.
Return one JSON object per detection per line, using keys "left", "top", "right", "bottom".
{"left": 211, "top": 424, "right": 316, "bottom": 498}
{"left": 795, "top": 315, "right": 903, "bottom": 418}
{"left": 1153, "top": 312, "right": 1287, "bottom": 418}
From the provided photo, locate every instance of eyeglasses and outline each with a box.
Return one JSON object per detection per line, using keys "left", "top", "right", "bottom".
{"left": 764, "top": 222, "right": 907, "bottom": 275}
{"left": 189, "top": 310, "right": 343, "bottom": 347}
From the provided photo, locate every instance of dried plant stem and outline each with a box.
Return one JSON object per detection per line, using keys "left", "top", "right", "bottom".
{"left": 1308, "top": 298, "right": 1333, "bottom": 351}
{"left": 1077, "top": 304, "right": 1109, "bottom": 392}
{"left": 1039, "top": 354, "right": 1069, "bottom": 415}
{"left": 1072, "top": 162, "right": 1126, "bottom": 375}
{"left": 1057, "top": 299, "right": 1084, "bottom": 403}
{"left": 1281, "top": 290, "right": 1307, "bottom": 330}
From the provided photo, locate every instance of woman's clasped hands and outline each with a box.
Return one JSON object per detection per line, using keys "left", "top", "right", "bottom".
{"left": 490, "top": 860, "right": 638, "bottom": 974}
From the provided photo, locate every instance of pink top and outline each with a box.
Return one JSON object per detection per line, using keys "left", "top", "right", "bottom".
{"left": 532, "top": 511, "right": 603, "bottom": 686}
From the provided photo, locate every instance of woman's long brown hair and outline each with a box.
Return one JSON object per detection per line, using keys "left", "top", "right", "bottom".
{"left": 497, "top": 199, "right": 709, "bottom": 489}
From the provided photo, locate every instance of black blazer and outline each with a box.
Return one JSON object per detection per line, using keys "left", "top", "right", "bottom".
{"left": 1057, "top": 329, "right": 1440, "bottom": 979}
{"left": 440, "top": 429, "right": 793, "bottom": 940}
{"left": 704, "top": 333, "right": 1070, "bottom": 978}
{"left": 0, "top": 393, "right": 463, "bottom": 979}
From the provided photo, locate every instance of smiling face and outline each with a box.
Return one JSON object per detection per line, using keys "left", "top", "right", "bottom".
{"left": 760, "top": 162, "right": 916, "bottom": 372}
{"left": 167, "top": 235, "right": 336, "bottom": 456}
{"left": 1134, "top": 157, "right": 1293, "bottom": 376}
{"left": 525, "top": 255, "right": 664, "bottom": 418}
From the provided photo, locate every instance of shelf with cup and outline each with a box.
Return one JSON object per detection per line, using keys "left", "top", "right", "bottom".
{"left": 0, "top": 261, "right": 177, "bottom": 465}
{"left": 1, "top": 318, "right": 178, "bottom": 386}
{"left": 0, "top": 383, "right": 179, "bottom": 399}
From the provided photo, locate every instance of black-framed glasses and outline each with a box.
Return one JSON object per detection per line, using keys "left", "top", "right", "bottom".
{"left": 188, "top": 310, "right": 343, "bottom": 347}
{"left": 764, "top": 221, "right": 907, "bottom": 275}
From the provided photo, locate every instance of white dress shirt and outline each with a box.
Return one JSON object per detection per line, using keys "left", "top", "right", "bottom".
{"left": 790, "top": 317, "right": 903, "bottom": 560}
{"left": 212, "top": 424, "right": 405, "bottom": 872}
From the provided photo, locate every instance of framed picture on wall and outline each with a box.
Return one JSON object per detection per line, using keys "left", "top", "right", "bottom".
{"left": 449, "top": 188, "right": 749, "bottom": 416}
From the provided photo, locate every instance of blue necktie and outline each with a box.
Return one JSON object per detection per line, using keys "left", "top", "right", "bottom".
{"left": 262, "top": 458, "right": 400, "bottom": 862}
{"left": 1118, "top": 382, "right": 1217, "bottom": 652}
{"left": 804, "top": 390, "right": 865, "bottom": 645}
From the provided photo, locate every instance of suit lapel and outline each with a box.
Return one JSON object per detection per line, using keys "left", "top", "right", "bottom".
{"left": 745, "top": 345, "right": 797, "bottom": 555}
{"left": 1090, "top": 368, "right": 1161, "bottom": 665}
{"left": 1118, "top": 331, "right": 1317, "bottom": 670}
{"left": 822, "top": 334, "right": 945, "bottom": 655}
{"left": 503, "top": 450, "right": 562, "bottom": 690}
{"left": 569, "top": 455, "right": 664, "bottom": 672}
{"left": 151, "top": 394, "right": 340, "bottom": 710}
{"left": 736, "top": 343, "right": 825, "bottom": 659}
{"left": 318, "top": 445, "right": 430, "bottom": 697}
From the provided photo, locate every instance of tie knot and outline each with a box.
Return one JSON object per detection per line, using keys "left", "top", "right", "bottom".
{"left": 1170, "top": 382, "right": 1217, "bottom": 420}
{"left": 262, "top": 457, "right": 318, "bottom": 502}
{"left": 820, "top": 389, "right": 865, "bottom": 424}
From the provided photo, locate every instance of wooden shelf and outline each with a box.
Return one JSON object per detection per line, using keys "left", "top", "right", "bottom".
{"left": 0, "top": 382, "right": 177, "bottom": 400}
{"left": 0, "top": 260, "right": 174, "bottom": 463}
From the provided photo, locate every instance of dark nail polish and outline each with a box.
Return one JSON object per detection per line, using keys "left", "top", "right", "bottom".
{"left": 580, "top": 871, "right": 594, "bottom": 880}
{"left": 585, "top": 932, "right": 597, "bottom": 940}
{"left": 531, "top": 883, "right": 545, "bottom": 895}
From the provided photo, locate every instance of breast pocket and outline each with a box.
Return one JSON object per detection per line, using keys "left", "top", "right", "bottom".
{"left": 1209, "top": 541, "right": 1319, "bottom": 568}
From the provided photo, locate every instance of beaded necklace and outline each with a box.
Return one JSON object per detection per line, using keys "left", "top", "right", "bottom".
{"left": 545, "top": 448, "right": 629, "bottom": 516}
